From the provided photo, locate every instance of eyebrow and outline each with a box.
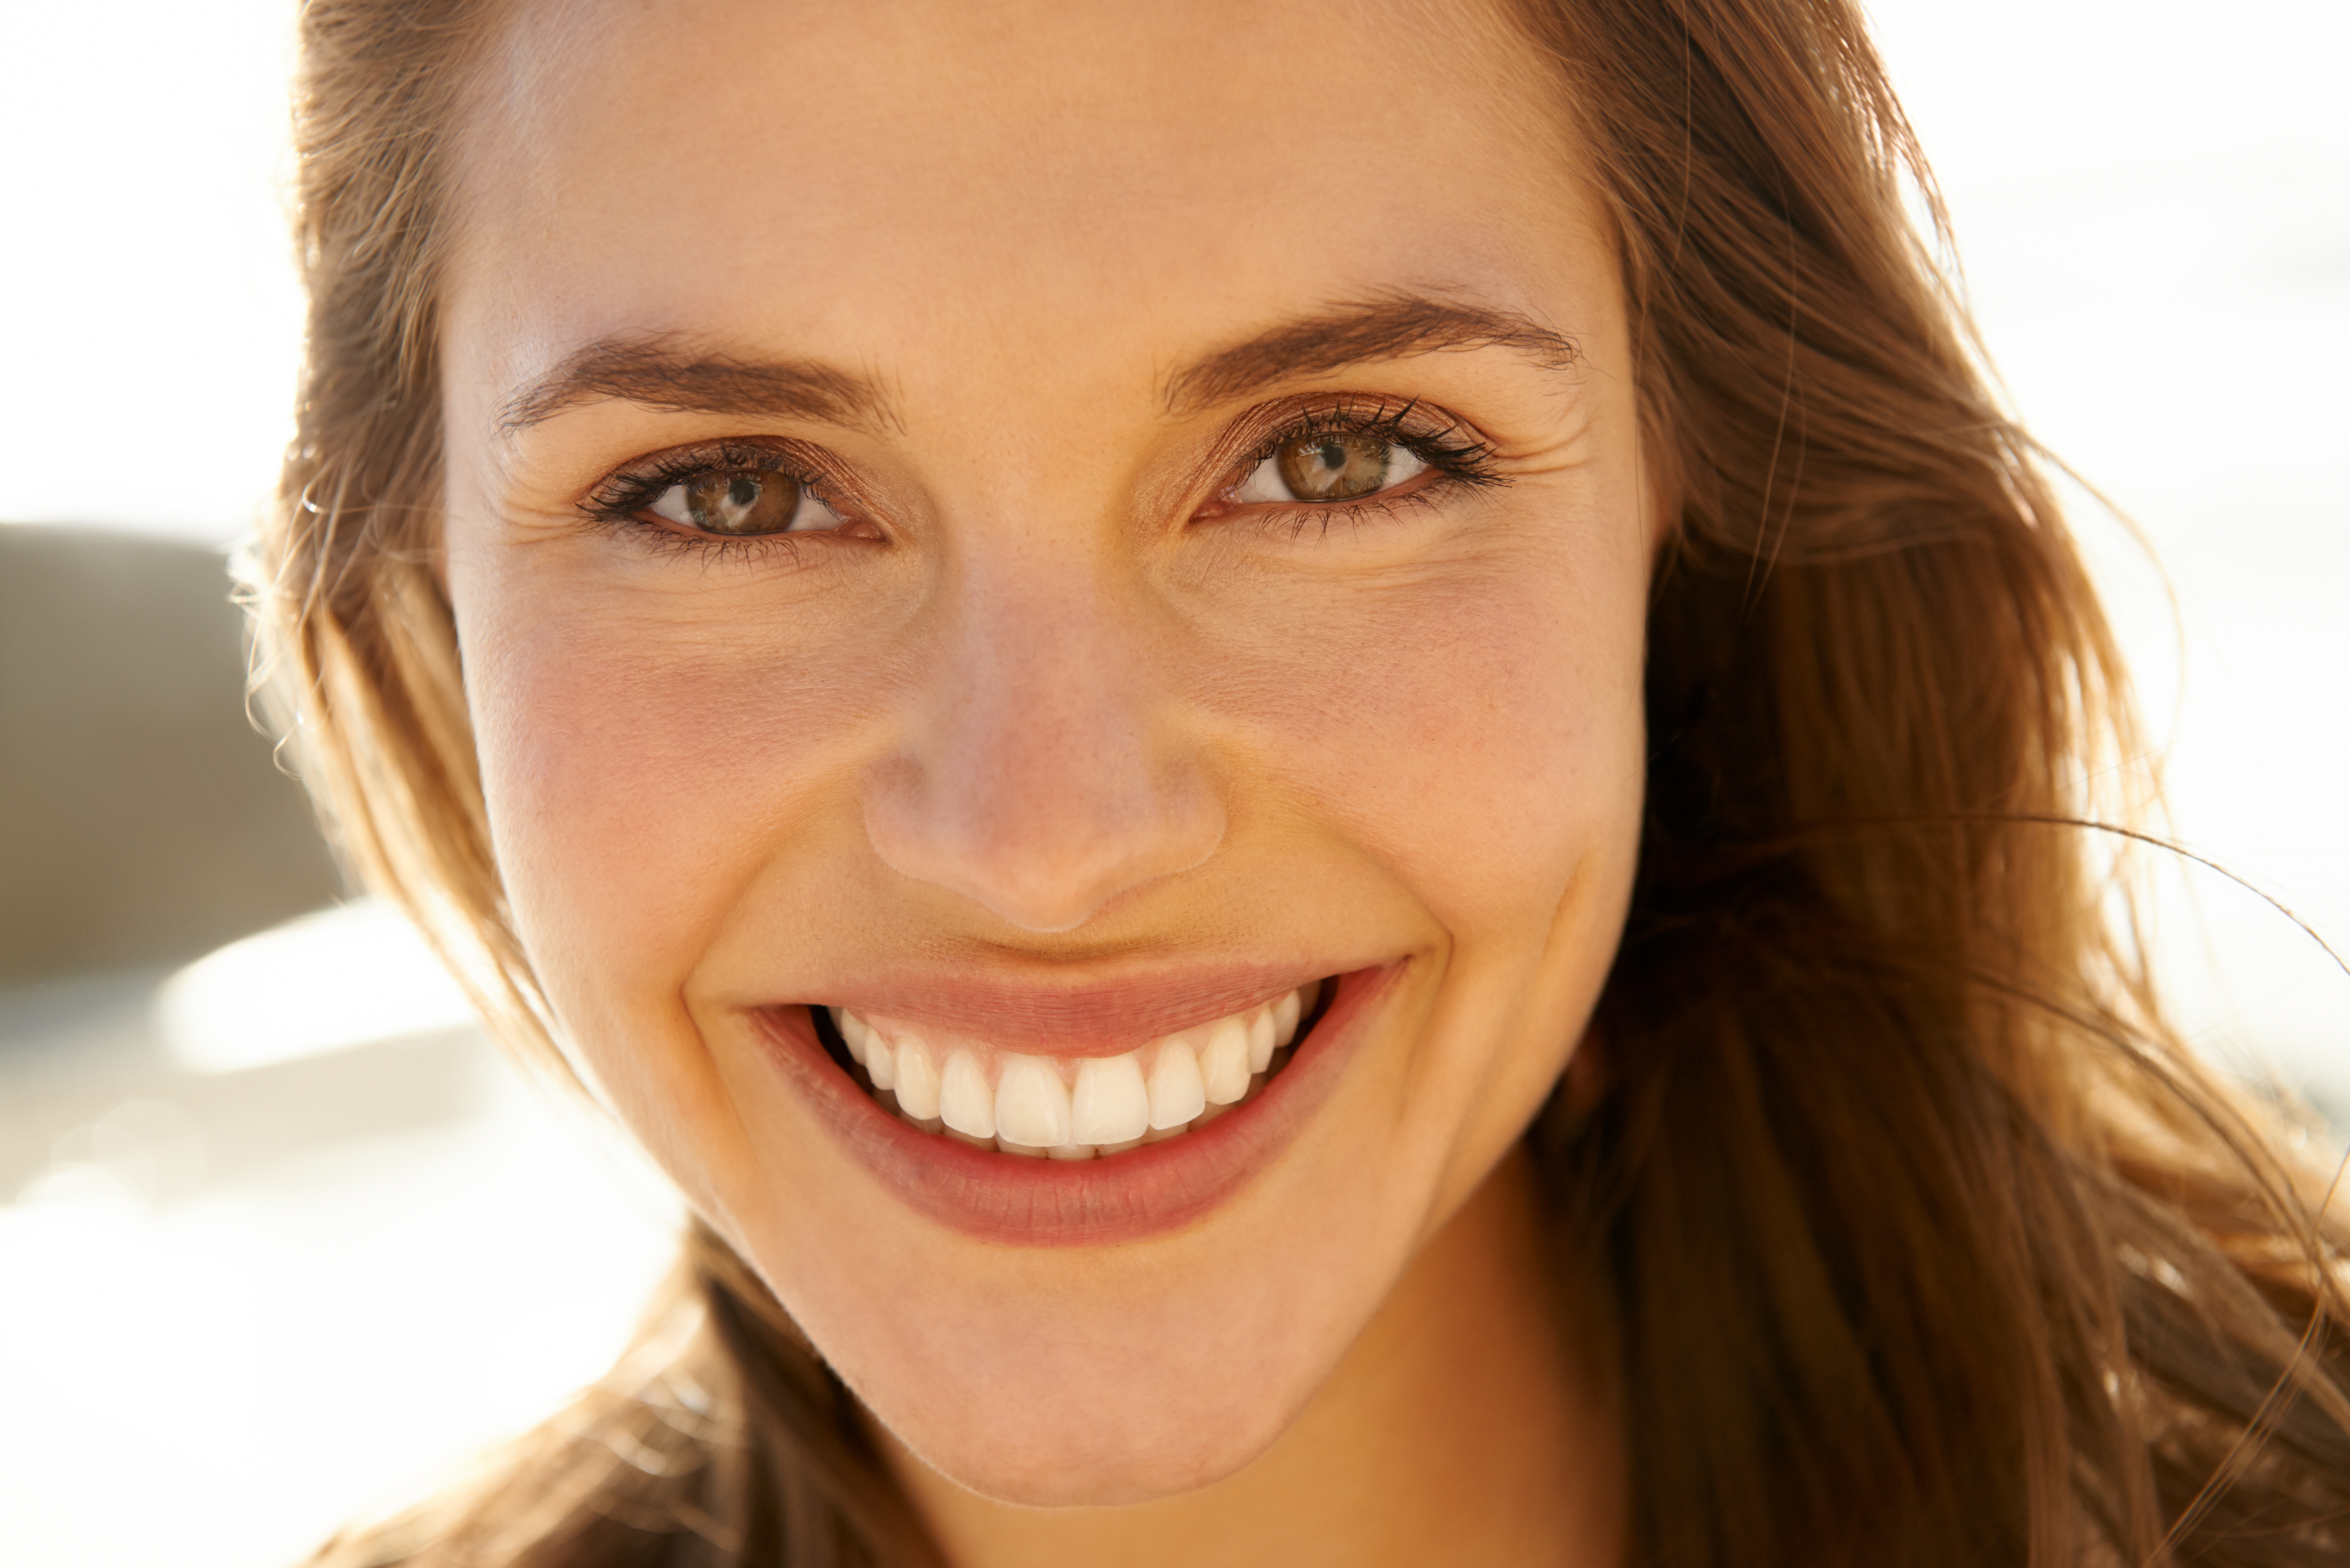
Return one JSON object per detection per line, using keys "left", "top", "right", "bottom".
{"left": 1163, "top": 296, "right": 1581, "bottom": 414}
{"left": 497, "top": 336, "right": 896, "bottom": 434}
{"left": 497, "top": 297, "right": 1580, "bottom": 435}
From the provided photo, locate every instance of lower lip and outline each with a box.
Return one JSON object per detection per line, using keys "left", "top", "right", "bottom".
{"left": 751, "top": 965, "right": 1397, "bottom": 1247}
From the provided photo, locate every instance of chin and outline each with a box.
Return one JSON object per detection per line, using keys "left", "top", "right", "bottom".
{"left": 882, "top": 1365, "right": 1306, "bottom": 1508}
{"left": 715, "top": 967, "right": 1408, "bottom": 1507}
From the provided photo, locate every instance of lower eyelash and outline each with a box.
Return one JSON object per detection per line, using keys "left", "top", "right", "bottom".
{"left": 604, "top": 521, "right": 810, "bottom": 566}
{"left": 1250, "top": 484, "right": 1458, "bottom": 544}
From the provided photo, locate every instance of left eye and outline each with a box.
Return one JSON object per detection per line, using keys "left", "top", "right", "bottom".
{"left": 646, "top": 469, "right": 841, "bottom": 535}
{"left": 1230, "top": 433, "right": 1427, "bottom": 505}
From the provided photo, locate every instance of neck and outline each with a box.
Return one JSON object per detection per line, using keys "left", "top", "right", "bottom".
{"left": 884, "top": 1148, "right": 1624, "bottom": 1568}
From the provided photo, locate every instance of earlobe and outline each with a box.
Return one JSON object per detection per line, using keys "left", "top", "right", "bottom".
{"left": 1635, "top": 421, "right": 1683, "bottom": 561}
{"left": 429, "top": 506, "right": 453, "bottom": 599}
{"left": 1540, "top": 1027, "right": 1612, "bottom": 1148}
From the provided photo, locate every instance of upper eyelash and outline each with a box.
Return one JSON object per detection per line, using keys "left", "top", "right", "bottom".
{"left": 576, "top": 439, "right": 832, "bottom": 534}
{"left": 1238, "top": 396, "right": 1508, "bottom": 493}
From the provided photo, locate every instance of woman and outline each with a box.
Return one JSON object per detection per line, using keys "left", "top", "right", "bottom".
{"left": 261, "top": 0, "right": 2349, "bottom": 1563}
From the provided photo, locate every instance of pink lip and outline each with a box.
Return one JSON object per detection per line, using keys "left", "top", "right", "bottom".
{"left": 823, "top": 961, "right": 1320, "bottom": 1054}
{"left": 751, "top": 963, "right": 1399, "bottom": 1247}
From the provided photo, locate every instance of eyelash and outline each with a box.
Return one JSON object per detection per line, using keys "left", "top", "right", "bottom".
{"left": 1226, "top": 396, "right": 1506, "bottom": 539}
{"left": 577, "top": 439, "right": 836, "bottom": 562}
{"left": 575, "top": 399, "right": 1507, "bottom": 559}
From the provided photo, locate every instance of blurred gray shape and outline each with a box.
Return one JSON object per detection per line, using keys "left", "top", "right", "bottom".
{"left": 0, "top": 965, "right": 490, "bottom": 1201}
{"left": 0, "top": 524, "right": 342, "bottom": 985}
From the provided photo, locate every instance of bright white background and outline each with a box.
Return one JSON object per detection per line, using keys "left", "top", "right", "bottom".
{"left": 1, "top": 3, "right": 2345, "bottom": 1565}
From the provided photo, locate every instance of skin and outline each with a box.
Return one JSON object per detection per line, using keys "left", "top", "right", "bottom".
{"left": 437, "top": 0, "right": 1656, "bottom": 1561}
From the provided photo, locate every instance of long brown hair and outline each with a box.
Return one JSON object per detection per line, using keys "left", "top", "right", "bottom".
{"left": 263, "top": 1, "right": 2350, "bottom": 1563}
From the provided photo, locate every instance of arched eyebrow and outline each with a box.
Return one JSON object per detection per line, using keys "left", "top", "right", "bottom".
{"left": 497, "top": 298, "right": 1579, "bottom": 435}
{"left": 1163, "top": 297, "right": 1581, "bottom": 414}
{"left": 497, "top": 337, "right": 897, "bottom": 435}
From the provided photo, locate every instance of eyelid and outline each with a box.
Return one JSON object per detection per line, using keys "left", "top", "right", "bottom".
{"left": 1205, "top": 393, "right": 1507, "bottom": 524}
{"left": 577, "top": 435, "right": 863, "bottom": 545}
{"left": 1243, "top": 394, "right": 1496, "bottom": 469}
{"left": 582, "top": 436, "right": 819, "bottom": 504}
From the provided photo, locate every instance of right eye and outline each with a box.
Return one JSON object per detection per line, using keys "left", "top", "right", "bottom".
{"left": 646, "top": 468, "right": 845, "bottom": 536}
{"left": 1228, "top": 432, "right": 1432, "bottom": 508}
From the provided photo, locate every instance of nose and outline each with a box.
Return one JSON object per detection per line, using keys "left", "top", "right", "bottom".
{"left": 861, "top": 561, "right": 1225, "bottom": 933}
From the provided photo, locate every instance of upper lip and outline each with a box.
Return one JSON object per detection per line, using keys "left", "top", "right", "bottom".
{"left": 795, "top": 957, "right": 1346, "bottom": 1054}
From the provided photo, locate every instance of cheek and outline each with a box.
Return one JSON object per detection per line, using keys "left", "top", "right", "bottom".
{"left": 453, "top": 574, "right": 873, "bottom": 1015}
{"left": 1221, "top": 551, "right": 1647, "bottom": 939}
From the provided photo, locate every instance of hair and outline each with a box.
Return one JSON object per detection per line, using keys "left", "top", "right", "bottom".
{"left": 259, "top": 0, "right": 2350, "bottom": 1564}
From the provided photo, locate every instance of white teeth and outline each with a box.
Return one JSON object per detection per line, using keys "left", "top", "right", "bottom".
{"left": 1201, "top": 1016, "right": 1250, "bottom": 1105}
{"left": 1246, "top": 1006, "right": 1275, "bottom": 1073}
{"left": 1071, "top": 1052, "right": 1151, "bottom": 1145}
{"left": 940, "top": 1049, "right": 995, "bottom": 1139}
{"left": 1147, "top": 1038, "right": 1207, "bottom": 1129}
{"left": 844, "top": 984, "right": 1322, "bottom": 1154}
{"left": 995, "top": 1054, "right": 1074, "bottom": 1148}
{"left": 894, "top": 1034, "right": 941, "bottom": 1121}
{"left": 1273, "top": 987, "right": 1302, "bottom": 1046}
{"left": 863, "top": 1020, "right": 897, "bottom": 1091}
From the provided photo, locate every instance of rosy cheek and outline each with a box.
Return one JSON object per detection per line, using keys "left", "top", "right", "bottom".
{"left": 461, "top": 594, "right": 874, "bottom": 1009}
{"left": 1211, "top": 566, "right": 1644, "bottom": 933}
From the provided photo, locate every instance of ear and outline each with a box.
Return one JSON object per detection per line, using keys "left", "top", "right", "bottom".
{"left": 1538, "top": 1025, "right": 1612, "bottom": 1149}
{"left": 1635, "top": 402, "right": 1683, "bottom": 562}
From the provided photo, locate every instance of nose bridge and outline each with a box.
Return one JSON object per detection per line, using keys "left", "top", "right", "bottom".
{"left": 973, "top": 563, "right": 1136, "bottom": 758}
{"left": 952, "top": 557, "right": 1153, "bottom": 809}
{"left": 863, "top": 536, "right": 1224, "bottom": 932}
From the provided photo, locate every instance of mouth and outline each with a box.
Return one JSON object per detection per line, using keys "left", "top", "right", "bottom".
{"left": 815, "top": 981, "right": 1323, "bottom": 1159}
{"left": 752, "top": 965, "right": 1388, "bottom": 1246}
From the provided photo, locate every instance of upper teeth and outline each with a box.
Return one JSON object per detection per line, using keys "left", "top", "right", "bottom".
{"left": 831, "top": 986, "right": 1312, "bottom": 1152}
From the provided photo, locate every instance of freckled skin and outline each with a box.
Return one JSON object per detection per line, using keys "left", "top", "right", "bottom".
{"left": 439, "top": 0, "right": 1650, "bottom": 1561}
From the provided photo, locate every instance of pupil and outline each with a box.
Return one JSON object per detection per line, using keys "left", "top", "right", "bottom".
{"left": 1274, "top": 432, "right": 1388, "bottom": 501}
{"left": 683, "top": 469, "right": 804, "bottom": 534}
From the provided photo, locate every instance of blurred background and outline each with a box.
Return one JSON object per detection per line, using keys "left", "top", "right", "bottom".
{"left": 0, "top": 1, "right": 2343, "bottom": 1563}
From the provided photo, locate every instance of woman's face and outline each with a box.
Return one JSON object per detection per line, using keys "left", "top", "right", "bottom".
{"left": 440, "top": 0, "right": 1653, "bottom": 1506}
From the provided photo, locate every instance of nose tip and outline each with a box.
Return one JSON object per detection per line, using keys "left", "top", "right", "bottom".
{"left": 861, "top": 552, "right": 1226, "bottom": 931}
{"left": 864, "top": 749, "right": 1224, "bottom": 932}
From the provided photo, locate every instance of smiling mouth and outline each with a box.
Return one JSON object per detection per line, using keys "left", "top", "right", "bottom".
{"left": 814, "top": 980, "right": 1328, "bottom": 1159}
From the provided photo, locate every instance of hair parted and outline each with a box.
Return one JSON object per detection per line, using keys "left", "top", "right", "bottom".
{"left": 255, "top": 1, "right": 2350, "bottom": 1564}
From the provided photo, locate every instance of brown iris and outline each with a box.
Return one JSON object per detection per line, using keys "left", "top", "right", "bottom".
{"left": 1274, "top": 434, "right": 1392, "bottom": 501}
{"left": 683, "top": 470, "right": 803, "bottom": 534}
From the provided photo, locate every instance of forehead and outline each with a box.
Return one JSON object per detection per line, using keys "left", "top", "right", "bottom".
{"left": 447, "top": 0, "right": 1594, "bottom": 406}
